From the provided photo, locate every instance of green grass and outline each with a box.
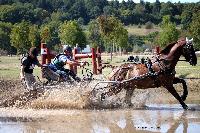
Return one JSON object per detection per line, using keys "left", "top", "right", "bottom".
{"left": 0, "top": 55, "right": 199, "bottom": 80}
{"left": 125, "top": 25, "right": 160, "bottom": 36}
{"left": 175, "top": 57, "right": 200, "bottom": 78}
{"left": 0, "top": 56, "right": 42, "bottom": 80}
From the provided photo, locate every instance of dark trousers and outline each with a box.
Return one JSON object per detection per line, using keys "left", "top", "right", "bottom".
{"left": 63, "top": 69, "right": 77, "bottom": 79}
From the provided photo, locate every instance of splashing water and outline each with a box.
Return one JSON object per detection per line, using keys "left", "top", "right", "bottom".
{"left": 27, "top": 81, "right": 150, "bottom": 109}
{"left": 0, "top": 76, "right": 151, "bottom": 110}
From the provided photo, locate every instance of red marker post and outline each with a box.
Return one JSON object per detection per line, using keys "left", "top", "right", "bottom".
{"left": 41, "top": 43, "right": 47, "bottom": 65}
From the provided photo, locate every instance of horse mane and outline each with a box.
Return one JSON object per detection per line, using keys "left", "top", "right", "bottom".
{"left": 160, "top": 41, "right": 177, "bottom": 54}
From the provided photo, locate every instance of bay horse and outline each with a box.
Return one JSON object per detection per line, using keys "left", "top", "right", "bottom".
{"left": 101, "top": 37, "right": 197, "bottom": 109}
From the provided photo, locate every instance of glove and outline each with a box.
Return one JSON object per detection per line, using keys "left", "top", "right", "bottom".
{"left": 80, "top": 61, "right": 86, "bottom": 67}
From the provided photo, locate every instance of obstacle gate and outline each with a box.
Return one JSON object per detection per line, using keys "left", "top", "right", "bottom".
{"left": 40, "top": 43, "right": 102, "bottom": 75}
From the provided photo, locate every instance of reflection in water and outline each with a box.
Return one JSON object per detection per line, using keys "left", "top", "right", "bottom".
{"left": 0, "top": 104, "right": 200, "bottom": 133}
{"left": 0, "top": 122, "right": 23, "bottom": 133}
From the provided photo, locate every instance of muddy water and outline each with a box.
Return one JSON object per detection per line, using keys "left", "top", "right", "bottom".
{"left": 0, "top": 80, "right": 200, "bottom": 133}
{"left": 0, "top": 105, "right": 200, "bottom": 133}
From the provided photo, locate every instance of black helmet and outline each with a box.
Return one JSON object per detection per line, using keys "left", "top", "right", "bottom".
{"left": 63, "top": 45, "right": 72, "bottom": 53}
{"left": 29, "top": 47, "right": 38, "bottom": 57}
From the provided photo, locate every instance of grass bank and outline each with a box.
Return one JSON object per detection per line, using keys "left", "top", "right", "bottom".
{"left": 0, "top": 55, "right": 199, "bottom": 80}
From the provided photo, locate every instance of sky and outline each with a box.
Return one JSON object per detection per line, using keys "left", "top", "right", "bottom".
{"left": 111, "top": 0, "right": 200, "bottom": 3}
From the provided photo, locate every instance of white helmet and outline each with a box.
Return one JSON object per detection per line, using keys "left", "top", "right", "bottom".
{"left": 63, "top": 45, "right": 72, "bottom": 53}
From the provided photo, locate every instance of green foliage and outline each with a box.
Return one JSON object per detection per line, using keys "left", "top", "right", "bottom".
{"left": 97, "top": 15, "right": 128, "bottom": 48}
{"left": 112, "top": 22, "right": 128, "bottom": 48}
{"left": 0, "top": 0, "right": 200, "bottom": 54}
{"left": 181, "top": 9, "right": 193, "bottom": 30}
{"left": 160, "top": 2, "right": 174, "bottom": 17}
{"left": 0, "top": 22, "right": 14, "bottom": 54}
{"left": 87, "top": 20, "right": 102, "bottom": 48}
{"left": 145, "top": 31, "right": 159, "bottom": 46}
{"left": 59, "top": 20, "right": 86, "bottom": 49}
{"left": 40, "top": 21, "right": 61, "bottom": 48}
{"left": 157, "top": 15, "right": 179, "bottom": 47}
{"left": 181, "top": 3, "right": 200, "bottom": 30}
{"left": 29, "top": 25, "right": 40, "bottom": 47}
{"left": 190, "top": 12, "right": 200, "bottom": 50}
{"left": 0, "top": 3, "right": 35, "bottom": 24}
{"left": 128, "top": 35, "right": 145, "bottom": 50}
{"left": 10, "top": 21, "right": 32, "bottom": 54}
{"left": 152, "top": 0, "right": 161, "bottom": 14}
{"left": 0, "top": 0, "right": 198, "bottom": 26}
{"left": 40, "top": 26, "right": 51, "bottom": 43}
{"left": 34, "top": 8, "right": 50, "bottom": 25}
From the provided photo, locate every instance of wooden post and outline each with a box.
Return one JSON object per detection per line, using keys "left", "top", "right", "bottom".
{"left": 72, "top": 47, "right": 78, "bottom": 74}
{"left": 91, "top": 48, "right": 97, "bottom": 75}
{"left": 156, "top": 46, "right": 160, "bottom": 54}
{"left": 97, "top": 47, "right": 102, "bottom": 74}
{"left": 41, "top": 43, "right": 47, "bottom": 65}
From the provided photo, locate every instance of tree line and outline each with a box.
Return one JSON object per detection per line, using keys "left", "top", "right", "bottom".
{"left": 0, "top": 0, "right": 200, "bottom": 55}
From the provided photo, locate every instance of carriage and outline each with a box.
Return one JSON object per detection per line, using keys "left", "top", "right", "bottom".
{"left": 90, "top": 37, "right": 197, "bottom": 110}
{"left": 19, "top": 37, "right": 197, "bottom": 110}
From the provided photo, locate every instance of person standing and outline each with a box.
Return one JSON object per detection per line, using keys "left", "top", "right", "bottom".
{"left": 20, "top": 47, "right": 42, "bottom": 90}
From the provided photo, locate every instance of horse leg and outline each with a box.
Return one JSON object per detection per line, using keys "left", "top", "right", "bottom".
{"left": 173, "top": 77, "right": 188, "bottom": 101}
{"left": 124, "top": 89, "right": 134, "bottom": 106}
{"left": 165, "top": 85, "right": 188, "bottom": 110}
{"left": 101, "top": 86, "right": 123, "bottom": 101}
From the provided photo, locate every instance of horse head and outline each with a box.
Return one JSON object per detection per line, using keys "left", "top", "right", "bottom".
{"left": 181, "top": 37, "right": 197, "bottom": 66}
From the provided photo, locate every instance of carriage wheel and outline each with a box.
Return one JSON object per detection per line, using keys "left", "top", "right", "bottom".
{"left": 89, "top": 85, "right": 107, "bottom": 101}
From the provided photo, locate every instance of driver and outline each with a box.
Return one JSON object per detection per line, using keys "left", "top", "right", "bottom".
{"left": 48, "top": 45, "right": 85, "bottom": 82}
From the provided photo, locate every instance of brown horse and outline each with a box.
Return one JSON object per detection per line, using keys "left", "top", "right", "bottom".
{"left": 100, "top": 37, "right": 197, "bottom": 109}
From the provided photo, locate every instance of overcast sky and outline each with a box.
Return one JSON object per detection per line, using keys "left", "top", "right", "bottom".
{"left": 110, "top": 0, "right": 200, "bottom": 3}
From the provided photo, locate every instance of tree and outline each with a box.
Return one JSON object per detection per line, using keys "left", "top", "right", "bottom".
{"left": 10, "top": 21, "right": 32, "bottom": 54}
{"left": 68, "top": 0, "right": 88, "bottom": 24}
{"left": 145, "top": 31, "right": 159, "bottom": 48}
{"left": 34, "top": 8, "right": 50, "bottom": 25}
{"left": 157, "top": 15, "right": 179, "bottom": 47}
{"left": 59, "top": 20, "right": 86, "bottom": 49}
{"left": 85, "top": 0, "right": 107, "bottom": 19}
{"left": 152, "top": 0, "right": 161, "bottom": 15}
{"left": 0, "top": 3, "right": 35, "bottom": 24}
{"left": 40, "top": 26, "right": 51, "bottom": 43}
{"left": 88, "top": 6, "right": 101, "bottom": 19}
{"left": 103, "top": 6, "right": 118, "bottom": 16}
{"left": 160, "top": 2, "right": 173, "bottom": 16}
{"left": 29, "top": 25, "right": 40, "bottom": 47}
{"left": 0, "top": 22, "right": 14, "bottom": 54}
{"left": 37, "top": 0, "right": 53, "bottom": 12}
{"left": 126, "top": 0, "right": 136, "bottom": 10}
{"left": 109, "top": 0, "right": 120, "bottom": 9}
{"left": 97, "top": 15, "right": 128, "bottom": 58}
{"left": 128, "top": 35, "right": 145, "bottom": 52}
{"left": 40, "top": 20, "right": 61, "bottom": 49}
{"left": 88, "top": 20, "right": 102, "bottom": 48}
{"left": 190, "top": 12, "right": 200, "bottom": 50}
{"left": 181, "top": 3, "right": 200, "bottom": 30}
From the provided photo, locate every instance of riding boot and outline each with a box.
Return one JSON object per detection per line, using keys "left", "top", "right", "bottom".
{"left": 74, "top": 76, "right": 81, "bottom": 82}
{"left": 65, "top": 69, "right": 81, "bottom": 82}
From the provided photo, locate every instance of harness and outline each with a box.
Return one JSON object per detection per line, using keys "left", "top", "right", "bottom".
{"left": 153, "top": 55, "right": 174, "bottom": 75}
{"left": 51, "top": 54, "right": 71, "bottom": 69}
